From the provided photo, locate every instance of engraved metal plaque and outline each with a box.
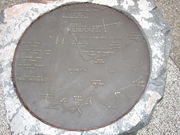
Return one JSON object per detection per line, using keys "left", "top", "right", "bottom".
{"left": 12, "top": 3, "right": 150, "bottom": 131}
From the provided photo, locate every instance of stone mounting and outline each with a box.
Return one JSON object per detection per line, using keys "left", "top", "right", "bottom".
{"left": 12, "top": 3, "right": 150, "bottom": 131}
{"left": 0, "top": 0, "right": 171, "bottom": 135}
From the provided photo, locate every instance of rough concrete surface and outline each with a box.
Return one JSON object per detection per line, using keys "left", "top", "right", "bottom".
{"left": 0, "top": 0, "right": 179, "bottom": 135}
{"left": 155, "top": 0, "right": 180, "bottom": 69}
{"left": 138, "top": 59, "right": 180, "bottom": 135}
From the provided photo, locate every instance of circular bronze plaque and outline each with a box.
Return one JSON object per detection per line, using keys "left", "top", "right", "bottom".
{"left": 12, "top": 3, "right": 150, "bottom": 131}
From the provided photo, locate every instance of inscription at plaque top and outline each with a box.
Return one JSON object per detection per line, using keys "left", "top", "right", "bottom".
{"left": 12, "top": 3, "right": 150, "bottom": 130}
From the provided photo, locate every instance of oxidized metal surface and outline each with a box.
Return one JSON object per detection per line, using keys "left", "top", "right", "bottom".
{"left": 12, "top": 3, "right": 150, "bottom": 131}
{"left": 0, "top": 0, "right": 171, "bottom": 135}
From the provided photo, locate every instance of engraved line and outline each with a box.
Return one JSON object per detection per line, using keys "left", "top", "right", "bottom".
{"left": 102, "top": 19, "right": 107, "bottom": 33}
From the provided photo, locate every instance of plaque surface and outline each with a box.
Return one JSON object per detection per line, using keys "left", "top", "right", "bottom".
{"left": 12, "top": 3, "right": 150, "bottom": 131}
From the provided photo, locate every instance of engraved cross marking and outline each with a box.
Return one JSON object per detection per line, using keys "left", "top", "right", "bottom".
{"left": 40, "top": 93, "right": 55, "bottom": 102}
